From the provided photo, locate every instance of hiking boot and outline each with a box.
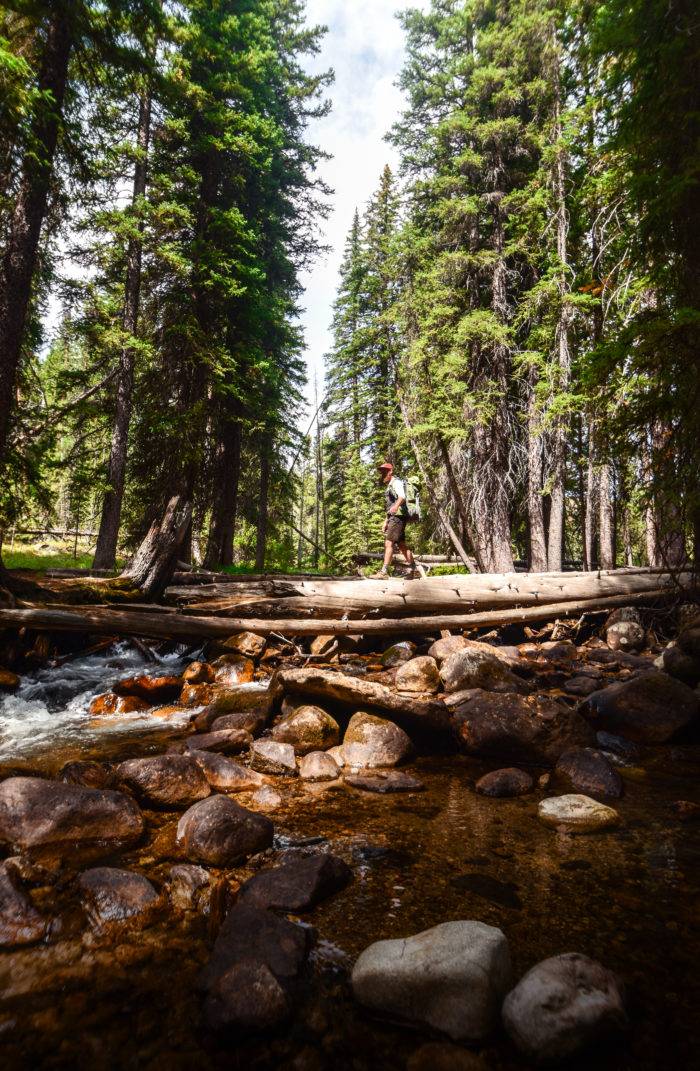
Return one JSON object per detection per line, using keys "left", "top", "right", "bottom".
{"left": 369, "top": 569, "right": 389, "bottom": 579}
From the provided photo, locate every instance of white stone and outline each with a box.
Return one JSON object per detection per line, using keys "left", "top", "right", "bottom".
{"left": 538, "top": 794, "right": 619, "bottom": 833}
{"left": 351, "top": 920, "right": 511, "bottom": 1041}
{"left": 299, "top": 751, "right": 340, "bottom": 781}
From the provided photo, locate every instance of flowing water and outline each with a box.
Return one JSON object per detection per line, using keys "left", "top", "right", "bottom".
{"left": 1, "top": 652, "right": 699, "bottom": 1070}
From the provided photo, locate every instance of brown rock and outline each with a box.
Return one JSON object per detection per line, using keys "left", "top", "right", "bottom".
{"left": 238, "top": 853, "right": 351, "bottom": 912}
{"left": 210, "top": 710, "right": 267, "bottom": 736}
{"left": 381, "top": 641, "right": 416, "bottom": 668}
{"left": 427, "top": 635, "right": 471, "bottom": 663}
{"left": 440, "top": 644, "right": 526, "bottom": 694}
{"left": 114, "top": 674, "right": 183, "bottom": 702}
{"left": 176, "top": 795, "right": 273, "bottom": 866}
{"left": 0, "top": 668, "right": 20, "bottom": 691}
{"left": 407, "top": 1042, "right": 488, "bottom": 1071}
{"left": 168, "top": 863, "right": 211, "bottom": 911}
{"left": 0, "top": 860, "right": 46, "bottom": 947}
{"left": 345, "top": 770, "right": 424, "bottom": 793}
{"left": 671, "top": 800, "right": 700, "bottom": 822}
{"left": 309, "top": 634, "right": 337, "bottom": 657}
{"left": 184, "top": 728, "right": 252, "bottom": 754}
{"left": 220, "top": 631, "right": 267, "bottom": 658}
{"left": 606, "top": 621, "right": 645, "bottom": 653}
{"left": 59, "top": 761, "right": 115, "bottom": 790}
{"left": 555, "top": 748, "right": 623, "bottom": 800}
{"left": 190, "top": 751, "right": 264, "bottom": 793}
{"left": 180, "top": 682, "right": 216, "bottom": 708}
{"left": 182, "top": 661, "right": 216, "bottom": 684}
{"left": 270, "top": 705, "right": 340, "bottom": 754}
{"left": 212, "top": 655, "right": 255, "bottom": 686}
{"left": 579, "top": 672, "right": 699, "bottom": 743}
{"left": 475, "top": 768, "right": 533, "bottom": 798}
{"left": 454, "top": 691, "right": 594, "bottom": 764}
{"left": 117, "top": 754, "right": 211, "bottom": 807}
{"left": 658, "top": 640, "right": 700, "bottom": 687}
{"left": 0, "top": 777, "right": 144, "bottom": 861}
{"left": 89, "top": 692, "right": 150, "bottom": 716}
{"left": 78, "top": 867, "right": 159, "bottom": 929}
{"left": 342, "top": 711, "right": 413, "bottom": 768}
{"left": 564, "top": 676, "right": 600, "bottom": 697}
{"left": 395, "top": 656, "right": 440, "bottom": 695}
{"left": 250, "top": 739, "right": 298, "bottom": 775}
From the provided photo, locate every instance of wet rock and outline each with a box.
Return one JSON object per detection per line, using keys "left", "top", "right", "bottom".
{"left": 441, "top": 644, "right": 525, "bottom": 694}
{"left": 395, "top": 655, "right": 440, "bottom": 695}
{"left": 502, "top": 952, "right": 626, "bottom": 1062}
{"left": 0, "top": 777, "right": 144, "bottom": 860}
{"left": 205, "top": 686, "right": 270, "bottom": 717}
{"left": 270, "top": 705, "right": 340, "bottom": 754}
{"left": 594, "top": 731, "right": 642, "bottom": 760}
{"left": 0, "top": 668, "right": 20, "bottom": 691}
{"left": 606, "top": 620, "right": 645, "bottom": 653}
{"left": 657, "top": 640, "right": 700, "bottom": 687}
{"left": 117, "top": 754, "right": 211, "bottom": 808}
{"left": 299, "top": 751, "right": 340, "bottom": 781}
{"left": 209, "top": 710, "right": 267, "bottom": 736}
{"left": 381, "top": 641, "right": 416, "bottom": 667}
{"left": 212, "top": 654, "right": 255, "bottom": 686}
{"left": 114, "top": 674, "right": 182, "bottom": 702}
{"left": 475, "top": 768, "right": 533, "bottom": 798}
{"left": 450, "top": 872, "right": 522, "bottom": 910}
{"left": 78, "top": 867, "right": 159, "bottom": 929}
{"left": 168, "top": 864, "right": 211, "bottom": 911}
{"left": 407, "top": 1042, "right": 488, "bottom": 1071}
{"left": 454, "top": 691, "right": 594, "bottom": 765}
{"left": 345, "top": 770, "right": 424, "bottom": 793}
{"left": 671, "top": 800, "right": 700, "bottom": 822}
{"left": 0, "top": 860, "right": 46, "bottom": 947}
{"left": 183, "top": 728, "right": 252, "bottom": 754}
{"left": 342, "top": 711, "right": 413, "bottom": 769}
{"left": 564, "top": 675, "right": 600, "bottom": 697}
{"left": 238, "top": 853, "right": 351, "bottom": 912}
{"left": 250, "top": 786, "right": 283, "bottom": 811}
{"left": 351, "top": 920, "right": 511, "bottom": 1041}
{"left": 89, "top": 692, "right": 150, "bottom": 716}
{"left": 538, "top": 794, "right": 620, "bottom": 833}
{"left": 190, "top": 751, "right": 264, "bottom": 793}
{"left": 182, "top": 660, "right": 216, "bottom": 684}
{"left": 427, "top": 635, "right": 470, "bottom": 663}
{"left": 199, "top": 903, "right": 312, "bottom": 1029}
{"left": 555, "top": 748, "right": 623, "bottom": 800}
{"left": 177, "top": 795, "right": 273, "bottom": 866}
{"left": 59, "top": 760, "right": 115, "bottom": 790}
{"left": 180, "top": 682, "right": 216, "bottom": 708}
{"left": 220, "top": 631, "right": 267, "bottom": 659}
{"left": 250, "top": 739, "right": 298, "bottom": 776}
{"left": 579, "top": 671, "right": 699, "bottom": 743}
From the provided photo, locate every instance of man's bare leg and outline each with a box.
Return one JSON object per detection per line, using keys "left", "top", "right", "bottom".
{"left": 399, "top": 540, "right": 425, "bottom": 578}
{"left": 382, "top": 539, "right": 395, "bottom": 572}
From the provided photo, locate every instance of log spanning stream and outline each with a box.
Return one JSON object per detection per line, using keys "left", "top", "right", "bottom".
{"left": 0, "top": 614, "right": 699, "bottom": 1069}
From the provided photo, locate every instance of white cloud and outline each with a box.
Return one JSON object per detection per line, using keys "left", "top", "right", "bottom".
{"left": 297, "top": 0, "right": 428, "bottom": 413}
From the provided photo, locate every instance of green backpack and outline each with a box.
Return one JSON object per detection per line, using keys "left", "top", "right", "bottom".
{"left": 404, "top": 476, "right": 421, "bottom": 522}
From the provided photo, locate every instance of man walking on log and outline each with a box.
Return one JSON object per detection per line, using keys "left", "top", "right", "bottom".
{"left": 371, "top": 462, "right": 420, "bottom": 579}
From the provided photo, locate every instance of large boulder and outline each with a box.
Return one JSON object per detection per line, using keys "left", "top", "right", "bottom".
{"left": 0, "top": 777, "right": 144, "bottom": 861}
{"left": 579, "top": 672, "right": 699, "bottom": 743}
{"left": 395, "top": 656, "right": 440, "bottom": 695}
{"left": 238, "top": 853, "right": 351, "bottom": 912}
{"left": 270, "top": 705, "right": 340, "bottom": 754}
{"left": 502, "top": 953, "right": 626, "bottom": 1062}
{"left": 555, "top": 748, "right": 623, "bottom": 800}
{"left": 475, "top": 768, "right": 533, "bottom": 798}
{"left": 342, "top": 712, "right": 413, "bottom": 769}
{"left": 351, "top": 920, "right": 511, "bottom": 1041}
{"left": 199, "top": 903, "right": 312, "bottom": 1030}
{"left": 454, "top": 691, "right": 593, "bottom": 765}
{"left": 114, "top": 674, "right": 182, "bottom": 703}
{"left": 538, "top": 794, "right": 620, "bottom": 833}
{"left": 78, "top": 867, "right": 159, "bottom": 929}
{"left": 298, "top": 751, "right": 340, "bottom": 781}
{"left": 176, "top": 795, "right": 273, "bottom": 866}
{"left": 116, "top": 755, "right": 211, "bottom": 808}
{"left": 190, "top": 751, "right": 264, "bottom": 793}
{"left": 250, "top": 739, "right": 298, "bottom": 776}
{"left": 0, "top": 860, "right": 46, "bottom": 947}
{"left": 440, "top": 644, "right": 525, "bottom": 694}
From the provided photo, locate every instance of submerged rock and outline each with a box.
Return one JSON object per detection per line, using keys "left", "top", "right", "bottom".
{"left": 351, "top": 920, "right": 511, "bottom": 1041}
{"left": 168, "top": 864, "right": 211, "bottom": 911}
{"left": 190, "top": 751, "right": 264, "bottom": 793}
{"left": 502, "top": 952, "right": 626, "bottom": 1062}
{"left": 345, "top": 770, "right": 424, "bottom": 793}
{"left": 555, "top": 748, "right": 623, "bottom": 800}
{"left": 59, "top": 760, "right": 115, "bottom": 790}
{"left": 176, "top": 795, "right": 273, "bottom": 866}
{"left": 117, "top": 754, "right": 211, "bottom": 807}
{"left": 114, "top": 674, "right": 182, "bottom": 702}
{"left": 454, "top": 691, "right": 593, "bottom": 765}
{"left": 250, "top": 739, "right": 298, "bottom": 775}
{"left": 238, "top": 852, "right": 351, "bottom": 912}
{"left": 199, "top": 903, "right": 313, "bottom": 1030}
{"left": 538, "top": 794, "right": 620, "bottom": 833}
{"left": 182, "top": 660, "right": 216, "bottom": 684}
{"left": 78, "top": 866, "right": 159, "bottom": 929}
{"left": 395, "top": 656, "right": 440, "bottom": 695}
{"left": 212, "top": 655, "right": 255, "bottom": 686}
{"left": 342, "top": 711, "right": 413, "bottom": 769}
{"left": 89, "top": 692, "right": 150, "bottom": 716}
{"left": 249, "top": 786, "right": 283, "bottom": 811}
{"left": 299, "top": 751, "right": 340, "bottom": 781}
{"left": 0, "top": 777, "right": 144, "bottom": 861}
{"left": 270, "top": 705, "right": 340, "bottom": 754}
{"left": 179, "top": 683, "right": 216, "bottom": 708}
{"left": 475, "top": 768, "right": 533, "bottom": 798}
{"left": 0, "top": 860, "right": 46, "bottom": 947}
{"left": 579, "top": 672, "right": 699, "bottom": 743}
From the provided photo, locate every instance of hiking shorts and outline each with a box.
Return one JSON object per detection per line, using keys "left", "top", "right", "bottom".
{"left": 385, "top": 514, "right": 407, "bottom": 544}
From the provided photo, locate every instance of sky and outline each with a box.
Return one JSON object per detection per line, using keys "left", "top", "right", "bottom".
{"left": 297, "top": 0, "right": 428, "bottom": 415}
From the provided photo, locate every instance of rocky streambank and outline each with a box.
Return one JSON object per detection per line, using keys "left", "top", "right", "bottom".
{"left": 0, "top": 607, "right": 699, "bottom": 1068}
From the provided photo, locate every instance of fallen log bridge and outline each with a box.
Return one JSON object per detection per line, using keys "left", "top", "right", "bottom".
{"left": 0, "top": 587, "right": 680, "bottom": 641}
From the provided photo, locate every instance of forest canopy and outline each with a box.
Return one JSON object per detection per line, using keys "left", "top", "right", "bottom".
{"left": 0, "top": 0, "right": 698, "bottom": 581}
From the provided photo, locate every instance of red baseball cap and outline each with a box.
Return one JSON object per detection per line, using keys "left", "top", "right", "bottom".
{"left": 378, "top": 461, "right": 393, "bottom": 473}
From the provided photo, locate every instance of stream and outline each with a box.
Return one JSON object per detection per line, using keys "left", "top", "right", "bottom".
{"left": 0, "top": 646, "right": 699, "bottom": 1069}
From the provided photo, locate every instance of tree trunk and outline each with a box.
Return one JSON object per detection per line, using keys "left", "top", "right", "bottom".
{"left": 204, "top": 417, "right": 241, "bottom": 568}
{"left": 255, "top": 451, "right": 270, "bottom": 572}
{"left": 121, "top": 494, "right": 192, "bottom": 599}
{"left": 0, "top": 12, "right": 72, "bottom": 473}
{"left": 93, "top": 83, "right": 153, "bottom": 569}
{"left": 526, "top": 376, "right": 548, "bottom": 571}
{"left": 599, "top": 461, "right": 615, "bottom": 568}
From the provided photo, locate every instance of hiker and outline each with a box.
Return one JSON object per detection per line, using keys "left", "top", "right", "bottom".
{"left": 372, "top": 461, "right": 419, "bottom": 579}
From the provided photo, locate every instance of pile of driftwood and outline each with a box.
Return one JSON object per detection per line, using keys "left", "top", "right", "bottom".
{"left": 0, "top": 566, "right": 693, "bottom": 642}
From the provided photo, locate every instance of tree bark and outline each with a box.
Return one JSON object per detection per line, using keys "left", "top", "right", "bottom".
{"left": 121, "top": 493, "right": 192, "bottom": 599}
{"left": 526, "top": 375, "right": 548, "bottom": 571}
{"left": 255, "top": 451, "right": 270, "bottom": 572}
{"left": 598, "top": 461, "right": 615, "bottom": 568}
{"left": 93, "top": 83, "right": 153, "bottom": 569}
{"left": 204, "top": 416, "right": 241, "bottom": 568}
{"left": 0, "top": 11, "right": 72, "bottom": 473}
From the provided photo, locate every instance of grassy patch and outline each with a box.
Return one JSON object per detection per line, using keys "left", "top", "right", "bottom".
{"left": 3, "top": 541, "right": 123, "bottom": 573}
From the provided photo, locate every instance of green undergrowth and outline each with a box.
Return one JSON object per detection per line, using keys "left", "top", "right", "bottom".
{"left": 3, "top": 542, "right": 124, "bottom": 573}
